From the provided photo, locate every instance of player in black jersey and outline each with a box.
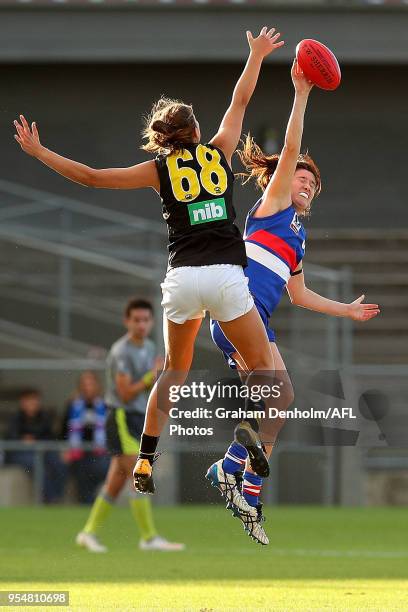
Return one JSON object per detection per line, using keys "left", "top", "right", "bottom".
{"left": 14, "top": 27, "right": 284, "bottom": 511}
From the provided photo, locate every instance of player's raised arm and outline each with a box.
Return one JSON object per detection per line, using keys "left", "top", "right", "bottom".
{"left": 287, "top": 265, "right": 380, "bottom": 321}
{"left": 257, "top": 59, "right": 313, "bottom": 216}
{"left": 210, "top": 26, "right": 284, "bottom": 164}
{"left": 13, "top": 115, "right": 160, "bottom": 191}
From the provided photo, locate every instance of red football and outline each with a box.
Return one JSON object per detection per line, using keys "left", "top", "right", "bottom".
{"left": 296, "top": 39, "right": 341, "bottom": 91}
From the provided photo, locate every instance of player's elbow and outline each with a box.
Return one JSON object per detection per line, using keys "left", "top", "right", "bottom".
{"left": 84, "top": 167, "right": 113, "bottom": 188}
{"left": 288, "top": 290, "right": 304, "bottom": 307}
{"left": 232, "top": 93, "right": 249, "bottom": 110}
{"left": 85, "top": 168, "right": 103, "bottom": 188}
{"left": 288, "top": 293, "right": 298, "bottom": 306}
{"left": 282, "top": 141, "right": 297, "bottom": 155}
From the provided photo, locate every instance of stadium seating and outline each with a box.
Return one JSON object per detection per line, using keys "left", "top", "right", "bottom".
{"left": 274, "top": 229, "right": 408, "bottom": 364}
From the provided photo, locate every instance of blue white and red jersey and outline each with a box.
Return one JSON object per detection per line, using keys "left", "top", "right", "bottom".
{"left": 244, "top": 200, "right": 306, "bottom": 319}
{"left": 210, "top": 200, "right": 306, "bottom": 367}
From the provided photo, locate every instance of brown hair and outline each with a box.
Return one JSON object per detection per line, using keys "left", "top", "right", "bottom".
{"left": 125, "top": 298, "right": 154, "bottom": 319}
{"left": 237, "top": 134, "right": 322, "bottom": 196}
{"left": 19, "top": 387, "right": 41, "bottom": 400}
{"left": 142, "top": 96, "right": 197, "bottom": 154}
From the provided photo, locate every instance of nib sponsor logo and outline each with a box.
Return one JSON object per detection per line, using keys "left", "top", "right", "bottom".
{"left": 188, "top": 198, "right": 227, "bottom": 225}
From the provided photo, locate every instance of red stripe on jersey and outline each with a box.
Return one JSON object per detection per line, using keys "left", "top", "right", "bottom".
{"left": 243, "top": 488, "right": 260, "bottom": 497}
{"left": 246, "top": 229, "right": 298, "bottom": 271}
{"left": 244, "top": 481, "right": 262, "bottom": 490}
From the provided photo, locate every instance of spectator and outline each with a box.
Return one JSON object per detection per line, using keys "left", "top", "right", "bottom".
{"left": 61, "top": 371, "right": 110, "bottom": 504}
{"left": 6, "top": 388, "right": 66, "bottom": 503}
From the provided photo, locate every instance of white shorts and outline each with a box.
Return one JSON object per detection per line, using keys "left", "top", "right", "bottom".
{"left": 161, "top": 264, "right": 254, "bottom": 324}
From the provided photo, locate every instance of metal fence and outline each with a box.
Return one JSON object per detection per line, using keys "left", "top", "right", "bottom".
{"left": 0, "top": 178, "right": 354, "bottom": 363}
{"left": 3, "top": 179, "right": 398, "bottom": 508}
{"left": 0, "top": 439, "right": 337, "bottom": 506}
{"left": 0, "top": 179, "right": 167, "bottom": 349}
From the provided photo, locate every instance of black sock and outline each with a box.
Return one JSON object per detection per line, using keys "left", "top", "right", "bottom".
{"left": 244, "top": 398, "right": 265, "bottom": 433}
{"left": 245, "top": 417, "right": 259, "bottom": 432}
{"left": 139, "top": 434, "right": 159, "bottom": 465}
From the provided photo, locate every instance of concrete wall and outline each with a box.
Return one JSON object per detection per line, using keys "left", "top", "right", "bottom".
{"left": 0, "top": 5, "right": 407, "bottom": 63}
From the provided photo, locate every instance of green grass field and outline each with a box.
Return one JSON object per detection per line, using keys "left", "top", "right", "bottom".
{"left": 1, "top": 505, "right": 408, "bottom": 610}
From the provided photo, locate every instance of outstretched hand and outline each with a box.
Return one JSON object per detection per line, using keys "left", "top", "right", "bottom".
{"left": 247, "top": 26, "right": 284, "bottom": 59}
{"left": 14, "top": 115, "right": 42, "bottom": 157}
{"left": 347, "top": 295, "right": 380, "bottom": 322}
{"left": 291, "top": 58, "right": 314, "bottom": 96}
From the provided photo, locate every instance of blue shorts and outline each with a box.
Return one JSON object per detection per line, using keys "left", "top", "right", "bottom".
{"left": 210, "top": 305, "right": 276, "bottom": 369}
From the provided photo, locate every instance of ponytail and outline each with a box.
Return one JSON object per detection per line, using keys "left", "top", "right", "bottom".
{"left": 237, "top": 133, "right": 321, "bottom": 196}
{"left": 142, "top": 96, "right": 197, "bottom": 154}
{"left": 237, "top": 134, "right": 279, "bottom": 191}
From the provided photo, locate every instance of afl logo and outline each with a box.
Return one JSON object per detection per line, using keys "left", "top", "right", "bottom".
{"left": 290, "top": 213, "right": 302, "bottom": 235}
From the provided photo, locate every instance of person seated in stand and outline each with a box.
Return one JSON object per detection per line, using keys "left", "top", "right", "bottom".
{"left": 61, "top": 371, "right": 110, "bottom": 504}
{"left": 6, "top": 388, "right": 66, "bottom": 503}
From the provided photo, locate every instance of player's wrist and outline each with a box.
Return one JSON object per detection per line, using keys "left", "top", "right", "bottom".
{"left": 141, "top": 371, "right": 154, "bottom": 390}
{"left": 249, "top": 49, "right": 264, "bottom": 62}
{"left": 294, "top": 89, "right": 309, "bottom": 102}
{"left": 342, "top": 303, "right": 352, "bottom": 318}
{"left": 36, "top": 144, "right": 49, "bottom": 160}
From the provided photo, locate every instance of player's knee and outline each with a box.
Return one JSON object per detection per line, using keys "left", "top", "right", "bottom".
{"left": 111, "top": 457, "right": 130, "bottom": 480}
{"left": 103, "top": 482, "right": 121, "bottom": 500}
{"left": 164, "top": 352, "right": 193, "bottom": 374}
{"left": 246, "top": 352, "right": 274, "bottom": 371}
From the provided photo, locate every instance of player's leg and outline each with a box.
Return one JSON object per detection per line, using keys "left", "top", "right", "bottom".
{"left": 205, "top": 318, "right": 266, "bottom": 515}
{"left": 107, "top": 411, "right": 184, "bottom": 551}
{"left": 76, "top": 456, "right": 124, "bottom": 552}
{"left": 113, "top": 453, "right": 158, "bottom": 545}
{"left": 143, "top": 315, "right": 202, "bottom": 436}
{"left": 133, "top": 316, "right": 202, "bottom": 493}
{"left": 112, "top": 457, "right": 184, "bottom": 551}
{"left": 77, "top": 445, "right": 160, "bottom": 551}
{"left": 240, "top": 341, "right": 293, "bottom": 467}
{"left": 231, "top": 342, "right": 292, "bottom": 480}
{"left": 218, "top": 307, "right": 276, "bottom": 477}
{"left": 76, "top": 408, "right": 137, "bottom": 552}
{"left": 238, "top": 343, "right": 293, "bottom": 544}
{"left": 78, "top": 410, "right": 155, "bottom": 545}
{"left": 218, "top": 307, "right": 275, "bottom": 372}
{"left": 208, "top": 321, "right": 293, "bottom": 544}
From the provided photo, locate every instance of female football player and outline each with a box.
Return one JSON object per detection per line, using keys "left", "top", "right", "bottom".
{"left": 209, "top": 59, "right": 380, "bottom": 545}
{"left": 14, "top": 27, "right": 284, "bottom": 517}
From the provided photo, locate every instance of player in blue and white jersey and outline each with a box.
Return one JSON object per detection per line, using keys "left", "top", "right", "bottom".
{"left": 207, "top": 59, "right": 380, "bottom": 545}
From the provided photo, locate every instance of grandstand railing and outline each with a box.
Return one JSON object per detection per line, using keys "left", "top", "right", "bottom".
{"left": 2, "top": 360, "right": 407, "bottom": 507}
{"left": 0, "top": 439, "right": 337, "bottom": 506}
{"left": 2, "top": 436, "right": 406, "bottom": 506}
{"left": 0, "top": 180, "right": 368, "bottom": 507}
{"left": 0, "top": 440, "right": 97, "bottom": 504}
{"left": 0, "top": 179, "right": 353, "bottom": 363}
{"left": 0, "top": 178, "right": 167, "bottom": 348}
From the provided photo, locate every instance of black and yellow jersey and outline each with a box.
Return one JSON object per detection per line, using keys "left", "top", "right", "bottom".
{"left": 155, "top": 143, "right": 247, "bottom": 268}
